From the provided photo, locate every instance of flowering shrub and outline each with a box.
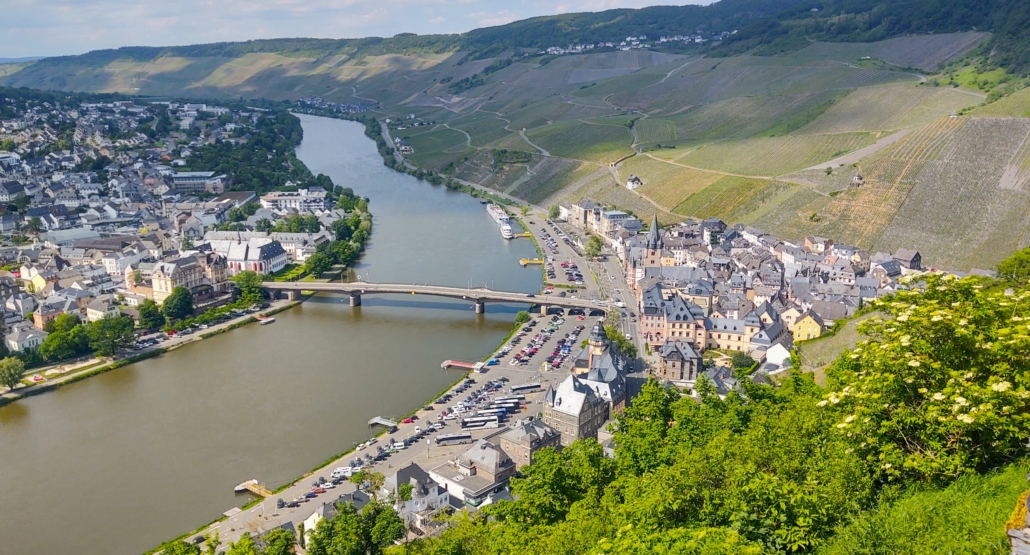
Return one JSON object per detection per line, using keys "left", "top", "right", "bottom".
{"left": 824, "top": 274, "right": 1030, "bottom": 482}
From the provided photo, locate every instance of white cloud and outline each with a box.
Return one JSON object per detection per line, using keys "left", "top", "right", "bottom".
{"left": 429, "top": 16, "right": 447, "bottom": 24}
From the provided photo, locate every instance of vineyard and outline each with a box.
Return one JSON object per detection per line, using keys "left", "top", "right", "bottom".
{"left": 525, "top": 120, "right": 633, "bottom": 164}
{"left": 634, "top": 119, "right": 677, "bottom": 143}
{"left": 675, "top": 132, "right": 874, "bottom": 176}
{"left": 783, "top": 32, "right": 988, "bottom": 71}
{"left": 672, "top": 176, "right": 774, "bottom": 219}
{"left": 799, "top": 84, "right": 976, "bottom": 134}
{"left": 622, "top": 155, "right": 724, "bottom": 210}
{"left": 875, "top": 117, "right": 1030, "bottom": 270}
{"left": 973, "top": 88, "right": 1030, "bottom": 117}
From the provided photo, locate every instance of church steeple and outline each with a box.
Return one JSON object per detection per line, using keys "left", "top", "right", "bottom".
{"left": 645, "top": 212, "right": 662, "bottom": 251}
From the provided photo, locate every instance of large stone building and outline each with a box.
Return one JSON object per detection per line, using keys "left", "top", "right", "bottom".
{"left": 573, "top": 321, "right": 629, "bottom": 413}
{"left": 259, "top": 187, "right": 329, "bottom": 212}
{"left": 380, "top": 463, "right": 449, "bottom": 532}
{"left": 543, "top": 375, "right": 609, "bottom": 447}
{"left": 499, "top": 419, "right": 561, "bottom": 469}
{"left": 657, "top": 340, "right": 703, "bottom": 386}
{"left": 151, "top": 256, "right": 205, "bottom": 304}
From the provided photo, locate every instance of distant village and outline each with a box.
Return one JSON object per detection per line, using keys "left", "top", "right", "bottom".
{"left": 558, "top": 197, "right": 996, "bottom": 393}
{"left": 0, "top": 95, "right": 355, "bottom": 354}
{"left": 538, "top": 30, "right": 736, "bottom": 56}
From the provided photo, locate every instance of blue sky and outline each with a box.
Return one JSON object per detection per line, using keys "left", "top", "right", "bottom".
{"left": 2, "top": 0, "right": 708, "bottom": 58}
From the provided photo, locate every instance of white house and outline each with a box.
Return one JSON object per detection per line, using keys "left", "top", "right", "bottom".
{"left": 5, "top": 326, "right": 48, "bottom": 352}
{"left": 380, "top": 463, "right": 449, "bottom": 532}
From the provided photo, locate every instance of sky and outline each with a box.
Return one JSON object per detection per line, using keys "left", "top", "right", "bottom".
{"left": 2, "top": 0, "right": 708, "bottom": 59}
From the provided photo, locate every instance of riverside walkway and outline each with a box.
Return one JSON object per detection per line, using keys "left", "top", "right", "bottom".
{"left": 262, "top": 281, "right": 608, "bottom": 315}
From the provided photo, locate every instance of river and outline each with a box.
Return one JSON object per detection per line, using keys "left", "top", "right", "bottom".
{"left": 0, "top": 114, "right": 541, "bottom": 555}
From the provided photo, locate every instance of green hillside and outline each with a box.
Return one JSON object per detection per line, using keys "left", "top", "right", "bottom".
{"left": 12, "top": 0, "right": 1030, "bottom": 269}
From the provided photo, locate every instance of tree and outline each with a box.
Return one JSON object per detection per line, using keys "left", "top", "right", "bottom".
{"left": 306, "top": 500, "right": 403, "bottom": 555}
{"left": 397, "top": 482, "right": 414, "bottom": 502}
{"left": 157, "top": 540, "right": 201, "bottom": 555}
{"left": 514, "top": 310, "right": 531, "bottom": 326}
{"left": 132, "top": 269, "right": 142, "bottom": 287}
{"left": 85, "top": 316, "right": 135, "bottom": 357}
{"left": 997, "top": 247, "right": 1030, "bottom": 282}
{"left": 585, "top": 235, "right": 603, "bottom": 258}
{"left": 548, "top": 205, "right": 561, "bottom": 219}
{"left": 162, "top": 286, "right": 194, "bottom": 321}
{"left": 305, "top": 252, "right": 334, "bottom": 277}
{"left": 0, "top": 356, "right": 25, "bottom": 390}
{"left": 225, "top": 533, "right": 260, "bottom": 555}
{"left": 262, "top": 528, "right": 296, "bottom": 555}
{"left": 181, "top": 236, "right": 194, "bottom": 250}
{"left": 138, "top": 299, "right": 165, "bottom": 329}
{"left": 232, "top": 271, "right": 265, "bottom": 305}
{"left": 520, "top": 205, "right": 530, "bottom": 217}
{"left": 255, "top": 218, "right": 273, "bottom": 233}
{"left": 731, "top": 351, "right": 756, "bottom": 369}
{"left": 25, "top": 217, "right": 42, "bottom": 233}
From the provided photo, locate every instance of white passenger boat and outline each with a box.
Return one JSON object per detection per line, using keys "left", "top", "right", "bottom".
{"left": 486, "top": 203, "right": 509, "bottom": 224}
{"left": 500, "top": 224, "right": 514, "bottom": 239}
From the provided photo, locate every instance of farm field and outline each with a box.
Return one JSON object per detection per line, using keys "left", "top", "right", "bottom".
{"left": 524, "top": 120, "right": 633, "bottom": 164}
{"left": 634, "top": 119, "right": 677, "bottom": 143}
{"left": 401, "top": 126, "right": 475, "bottom": 169}
{"left": 782, "top": 32, "right": 988, "bottom": 71}
{"left": 674, "top": 132, "right": 875, "bottom": 176}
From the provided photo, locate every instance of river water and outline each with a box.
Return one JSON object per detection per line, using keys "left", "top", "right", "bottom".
{"left": 0, "top": 114, "right": 540, "bottom": 555}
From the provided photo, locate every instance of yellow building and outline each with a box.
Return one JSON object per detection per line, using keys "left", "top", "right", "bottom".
{"left": 793, "top": 312, "right": 825, "bottom": 342}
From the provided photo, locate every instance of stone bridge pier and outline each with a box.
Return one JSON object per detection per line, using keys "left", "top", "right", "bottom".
{"left": 474, "top": 300, "right": 485, "bottom": 314}
{"left": 349, "top": 292, "right": 362, "bottom": 307}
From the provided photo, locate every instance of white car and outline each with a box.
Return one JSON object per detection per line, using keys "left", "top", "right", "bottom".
{"left": 414, "top": 426, "right": 422, "bottom": 434}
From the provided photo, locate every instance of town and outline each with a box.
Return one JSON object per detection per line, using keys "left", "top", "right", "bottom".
{"left": 0, "top": 90, "right": 371, "bottom": 385}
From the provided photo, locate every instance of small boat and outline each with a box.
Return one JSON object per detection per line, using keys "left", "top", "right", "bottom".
{"left": 234, "top": 479, "right": 258, "bottom": 493}
{"left": 257, "top": 316, "right": 275, "bottom": 325}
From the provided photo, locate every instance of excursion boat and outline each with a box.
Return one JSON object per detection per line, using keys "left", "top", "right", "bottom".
{"left": 486, "top": 203, "right": 509, "bottom": 224}
{"left": 499, "top": 224, "right": 514, "bottom": 239}
{"left": 256, "top": 315, "right": 275, "bottom": 325}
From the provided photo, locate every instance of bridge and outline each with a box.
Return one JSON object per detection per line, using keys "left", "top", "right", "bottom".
{"left": 261, "top": 281, "right": 608, "bottom": 315}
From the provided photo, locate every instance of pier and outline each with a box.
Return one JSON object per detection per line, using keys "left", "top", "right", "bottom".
{"left": 234, "top": 480, "right": 273, "bottom": 498}
{"left": 441, "top": 360, "right": 475, "bottom": 369}
{"left": 367, "top": 416, "right": 398, "bottom": 428}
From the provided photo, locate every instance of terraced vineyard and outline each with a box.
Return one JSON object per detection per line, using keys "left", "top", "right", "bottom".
{"left": 634, "top": 119, "right": 677, "bottom": 143}
{"left": 675, "top": 132, "right": 874, "bottom": 176}
{"left": 875, "top": 117, "right": 1030, "bottom": 270}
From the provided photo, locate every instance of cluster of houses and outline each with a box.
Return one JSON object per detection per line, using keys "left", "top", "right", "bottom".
{"left": 295, "top": 97, "right": 377, "bottom": 115}
{"left": 0, "top": 97, "right": 359, "bottom": 354}
{"left": 537, "top": 29, "right": 738, "bottom": 56}
{"left": 559, "top": 198, "right": 992, "bottom": 392}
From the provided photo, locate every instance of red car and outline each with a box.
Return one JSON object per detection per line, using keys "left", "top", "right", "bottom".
{"left": 401, "top": 418, "right": 414, "bottom": 424}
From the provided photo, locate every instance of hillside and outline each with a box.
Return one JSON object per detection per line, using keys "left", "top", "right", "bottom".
{"left": 9, "top": 0, "right": 1030, "bottom": 269}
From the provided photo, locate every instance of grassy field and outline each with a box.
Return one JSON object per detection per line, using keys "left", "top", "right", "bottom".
{"left": 525, "top": 120, "right": 633, "bottom": 164}
{"left": 635, "top": 119, "right": 677, "bottom": 143}
{"left": 675, "top": 132, "right": 875, "bottom": 176}
{"left": 799, "top": 313, "right": 881, "bottom": 379}
{"left": 402, "top": 126, "right": 475, "bottom": 169}
{"left": 620, "top": 155, "right": 723, "bottom": 211}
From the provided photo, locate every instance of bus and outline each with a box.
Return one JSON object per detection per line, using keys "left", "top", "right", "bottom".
{"left": 493, "top": 395, "right": 525, "bottom": 404}
{"left": 510, "top": 382, "right": 542, "bottom": 394}
{"left": 461, "top": 416, "right": 500, "bottom": 429}
{"left": 476, "top": 408, "right": 507, "bottom": 419}
{"left": 435, "top": 432, "right": 473, "bottom": 446}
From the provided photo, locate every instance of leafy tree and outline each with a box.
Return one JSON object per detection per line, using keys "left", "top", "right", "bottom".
{"left": 514, "top": 310, "right": 531, "bottom": 326}
{"left": 255, "top": 218, "right": 273, "bottom": 233}
{"left": 39, "top": 328, "right": 90, "bottom": 362}
{"left": 138, "top": 299, "right": 165, "bottom": 330}
{"left": 397, "top": 482, "right": 413, "bottom": 502}
{"left": 0, "top": 356, "right": 25, "bottom": 390}
{"left": 548, "top": 205, "right": 561, "bottom": 219}
{"left": 225, "top": 533, "right": 260, "bottom": 555}
{"left": 162, "top": 286, "right": 194, "bottom": 321}
{"left": 232, "top": 271, "right": 265, "bottom": 305}
{"left": 731, "top": 351, "right": 756, "bottom": 369}
{"left": 85, "top": 316, "right": 135, "bottom": 357}
{"left": 25, "top": 217, "right": 42, "bottom": 233}
{"left": 330, "top": 218, "right": 352, "bottom": 241}
{"left": 997, "top": 247, "right": 1030, "bottom": 282}
{"left": 181, "top": 236, "right": 194, "bottom": 250}
{"left": 585, "top": 235, "right": 603, "bottom": 258}
{"left": 305, "top": 252, "right": 334, "bottom": 277}
{"left": 306, "top": 500, "right": 403, "bottom": 555}
{"left": 604, "top": 324, "right": 637, "bottom": 359}
{"left": 157, "top": 539, "right": 201, "bottom": 555}
{"left": 261, "top": 528, "right": 296, "bottom": 555}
